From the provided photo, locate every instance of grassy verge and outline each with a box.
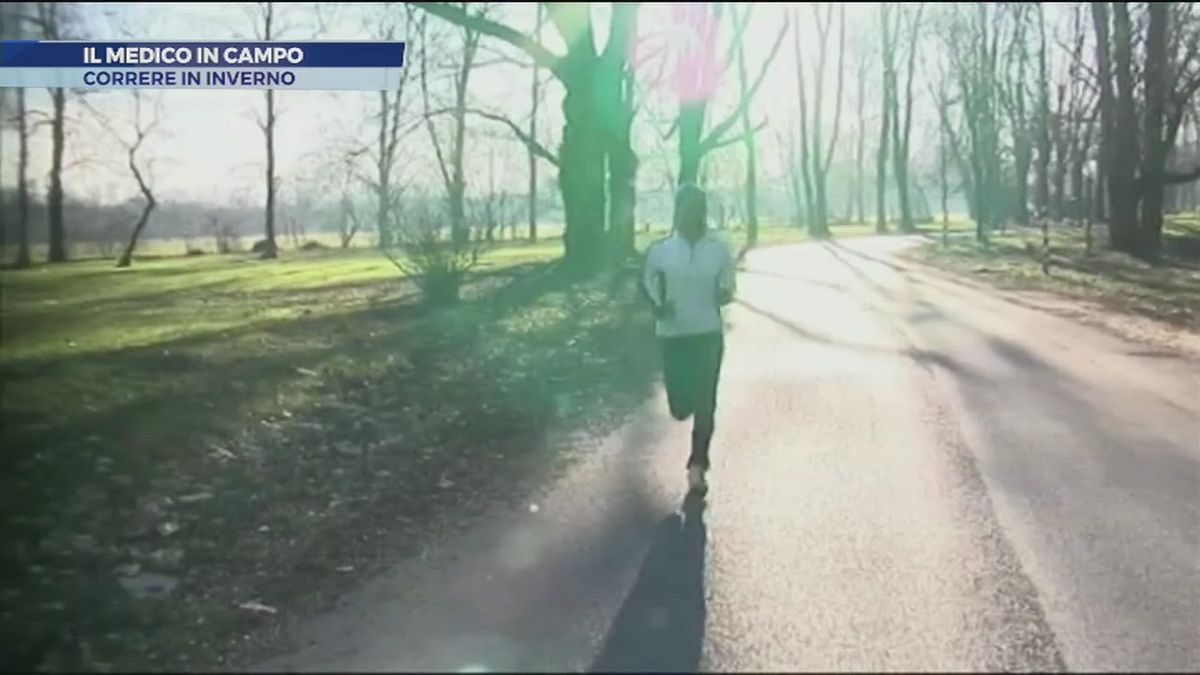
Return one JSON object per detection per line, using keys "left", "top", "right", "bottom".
{"left": 904, "top": 220, "right": 1200, "bottom": 329}
{"left": 0, "top": 243, "right": 661, "bottom": 671}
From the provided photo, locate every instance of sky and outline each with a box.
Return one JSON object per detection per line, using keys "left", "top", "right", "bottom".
{"left": 0, "top": 2, "right": 1079, "bottom": 209}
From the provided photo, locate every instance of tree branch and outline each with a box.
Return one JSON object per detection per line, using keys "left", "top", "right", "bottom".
{"left": 700, "top": 14, "right": 789, "bottom": 153}
{"left": 466, "top": 108, "right": 560, "bottom": 167}
{"left": 707, "top": 118, "right": 768, "bottom": 153}
{"left": 414, "top": 2, "right": 562, "bottom": 77}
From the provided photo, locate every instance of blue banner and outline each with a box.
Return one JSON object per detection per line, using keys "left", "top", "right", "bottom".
{"left": 0, "top": 41, "right": 405, "bottom": 68}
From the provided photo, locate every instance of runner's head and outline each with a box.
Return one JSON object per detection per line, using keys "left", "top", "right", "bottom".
{"left": 674, "top": 183, "right": 708, "bottom": 242}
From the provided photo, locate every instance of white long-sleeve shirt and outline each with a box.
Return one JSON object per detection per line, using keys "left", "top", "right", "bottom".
{"left": 641, "top": 231, "right": 736, "bottom": 337}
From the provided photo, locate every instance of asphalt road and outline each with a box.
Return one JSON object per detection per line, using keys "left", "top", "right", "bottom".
{"left": 254, "top": 237, "right": 1200, "bottom": 673}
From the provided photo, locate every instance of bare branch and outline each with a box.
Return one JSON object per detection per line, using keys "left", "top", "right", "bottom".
{"left": 701, "top": 13, "right": 789, "bottom": 153}
{"left": 466, "top": 108, "right": 559, "bottom": 167}
{"left": 414, "top": 2, "right": 562, "bottom": 77}
{"left": 707, "top": 118, "right": 768, "bottom": 153}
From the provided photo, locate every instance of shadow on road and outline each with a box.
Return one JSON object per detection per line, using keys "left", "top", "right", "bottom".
{"left": 590, "top": 493, "right": 708, "bottom": 673}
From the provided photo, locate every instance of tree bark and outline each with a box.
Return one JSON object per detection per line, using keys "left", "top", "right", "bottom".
{"left": 1095, "top": 1, "right": 1141, "bottom": 254}
{"left": 893, "top": 3, "right": 923, "bottom": 233}
{"left": 875, "top": 3, "right": 894, "bottom": 234}
{"left": 527, "top": 3, "right": 542, "bottom": 243}
{"left": 1033, "top": 4, "right": 1052, "bottom": 217}
{"left": 117, "top": 147, "right": 156, "bottom": 268}
{"left": 734, "top": 4, "right": 759, "bottom": 247}
{"left": 15, "top": 86, "right": 31, "bottom": 269}
{"left": 1137, "top": 1, "right": 1170, "bottom": 259}
{"left": 259, "top": 3, "right": 278, "bottom": 259}
{"left": 47, "top": 87, "right": 67, "bottom": 262}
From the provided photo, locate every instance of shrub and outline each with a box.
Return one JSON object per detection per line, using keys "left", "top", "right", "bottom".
{"left": 381, "top": 201, "right": 487, "bottom": 307}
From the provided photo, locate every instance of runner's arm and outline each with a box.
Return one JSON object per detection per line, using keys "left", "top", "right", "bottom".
{"left": 640, "top": 244, "right": 671, "bottom": 318}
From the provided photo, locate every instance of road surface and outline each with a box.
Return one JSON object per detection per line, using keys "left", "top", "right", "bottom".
{"left": 253, "top": 237, "right": 1200, "bottom": 673}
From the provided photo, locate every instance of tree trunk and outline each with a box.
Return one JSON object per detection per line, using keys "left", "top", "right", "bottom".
{"left": 261, "top": 87, "right": 278, "bottom": 258}
{"left": 1137, "top": 1, "right": 1169, "bottom": 260}
{"left": 1034, "top": 4, "right": 1052, "bottom": 217}
{"left": 117, "top": 143, "right": 157, "bottom": 268}
{"left": 376, "top": 91, "right": 393, "bottom": 248}
{"left": 893, "top": 4, "right": 922, "bottom": 233}
{"left": 559, "top": 67, "right": 607, "bottom": 273}
{"left": 678, "top": 100, "right": 705, "bottom": 186}
{"left": 855, "top": 59, "right": 867, "bottom": 224}
{"left": 793, "top": 19, "right": 816, "bottom": 232}
{"left": 15, "top": 87, "right": 31, "bottom": 269}
{"left": 47, "top": 87, "right": 67, "bottom": 262}
{"left": 449, "top": 37, "right": 473, "bottom": 247}
{"left": 528, "top": 4, "right": 542, "bottom": 243}
{"left": 604, "top": 4, "right": 638, "bottom": 262}
{"left": 1097, "top": 1, "right": 1141, "bottom": 254}
{"left": 735, "top": 7, "right": 759, "bottom": 247}
{"left": 607, "top": 80, "right": 637, "bottom": 260}
{"left": 875, "top": 4, "right": 894, "bottom": 234}
{"left": 939, "top": 120, "right": 949, "bottom": 245}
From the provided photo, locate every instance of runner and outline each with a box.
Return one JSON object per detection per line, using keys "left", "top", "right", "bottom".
{"left": 641, "top": 183, "right": 736, "bottom": 494}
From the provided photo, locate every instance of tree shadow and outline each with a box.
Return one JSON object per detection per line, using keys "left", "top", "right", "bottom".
{"left": 734, "top": 297, "right": 985, "bottom": 383}
{"left": 591, "top": 492, "right": 707, "bottom": 673}
{"left": 0, "top": 259, "right": 665, "bottom": 671}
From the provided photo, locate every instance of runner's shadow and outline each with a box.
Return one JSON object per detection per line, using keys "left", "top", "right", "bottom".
{"left": 590, "top": 493, "right": 707, "bottom": 673}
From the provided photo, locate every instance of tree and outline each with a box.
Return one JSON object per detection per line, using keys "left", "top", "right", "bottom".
{"left": 1092, "top": 1, "right": 1200, "bottom": 258}
{"left": 251, "top": 2, "right": 280, "bottom": 259}
{"left": 795, "top": 3, "right": 845, "bottom": 238}
{"left": 851, "top": 34, "right": 873, "bottom": 225}
{"left": 875, "top": 3, "right": 899, "bottom": 233}
{"left": 416, "top": 2, "right": 640, "bottom": 275}
{"left": 364, "top": 3, "right": 419, "bottom": 249}
{"left": 527, "top": 3, "right": 543, "bottom": 243}
{"left": 732, "top": 3, "right": 759, "bottom": 247}
{"left": 86, "top": 92, "right": 163, "bottom": 267}
{"left": 891, "top": 3, "right": 925, "bottom": 233}
{"left": 30, "top": 2, "right": 74, "bottom": 263}
{"left": 1033, "top": 3, "right": 1053, "bottom": 219}
{"left": 422, "top": 3, "right": 483, "bottom": 248}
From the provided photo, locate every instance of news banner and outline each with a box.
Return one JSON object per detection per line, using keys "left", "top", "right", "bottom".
{"left": 0, "top": 40, "right": 407, "bottom": 90}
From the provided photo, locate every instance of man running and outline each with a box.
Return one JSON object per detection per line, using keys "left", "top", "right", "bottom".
{"left": 641, "top": 183, "right": 736, "bottom": 494}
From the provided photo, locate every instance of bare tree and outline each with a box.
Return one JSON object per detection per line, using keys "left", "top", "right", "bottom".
{"left": 796, "top": 2, "right": 845, "bottom": 238}
{"left": 422, "top": 2, "right": 483, "bottom": 248}
{"left": 251, "top": 2, "right": 280, "bottom": 258}
{"left": 362, "top": 3, "right": 420, "bottom": 248}
{"left": 875, "top": 3, "right": 899, "bottom": 233}
{"left": 13, "top": 86, "right": 32, "bottom": 269}
{"left": 416, "top": 2, "right": 642, "bottom": 274}
{"left": 1092, "top": 1, "right": 1200, "bottom": 258}
{"left": 30, "top": 2, "right": 74, "bottom": 262}
{"left": 891, "top": 3, "right": 924, "bottom": 233}
{"left": 670, "top": 2, "right": 787, "bottom": 194}
{"left": 732, "top": 3, "right": 759, "bottom": 247}
{"left": 527, "top": 2, "right": 543, "bottom": 243}
{"left": 86, "top": 92, "right": 163, "bottom": 267}
{"left": 1033, "top": 3, "right": 1053, "bottom": 219}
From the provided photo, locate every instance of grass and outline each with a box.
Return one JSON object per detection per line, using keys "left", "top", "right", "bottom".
{"left": 905, "top": 216, "right": 1200, "bottom": 329}
{"left": 0, "top": 217, "right": 886, "bottom": 671}
{"left": 0, "top": 240, "right": 663, "bottom": 672}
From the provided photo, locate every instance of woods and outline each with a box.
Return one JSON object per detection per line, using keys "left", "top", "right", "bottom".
{"left": 4, "top": 2, "right": 1200, "bottom": 278}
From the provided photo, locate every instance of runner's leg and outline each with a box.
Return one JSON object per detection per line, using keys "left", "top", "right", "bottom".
{"left": 661, "top": 336, "right": 696, "bottom": 421}
{"left": 687, "top": 333, "right": 724, "bottom": 470}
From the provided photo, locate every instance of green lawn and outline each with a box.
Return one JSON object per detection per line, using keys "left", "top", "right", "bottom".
{"left": 0, "top": 216, "right": 895, "bottom": 670}
{"left": 906, "top": 217, "right": 1200, "bottom": 328}
{"left": 0, "top": 240, "right": 662, "bottom": 671}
